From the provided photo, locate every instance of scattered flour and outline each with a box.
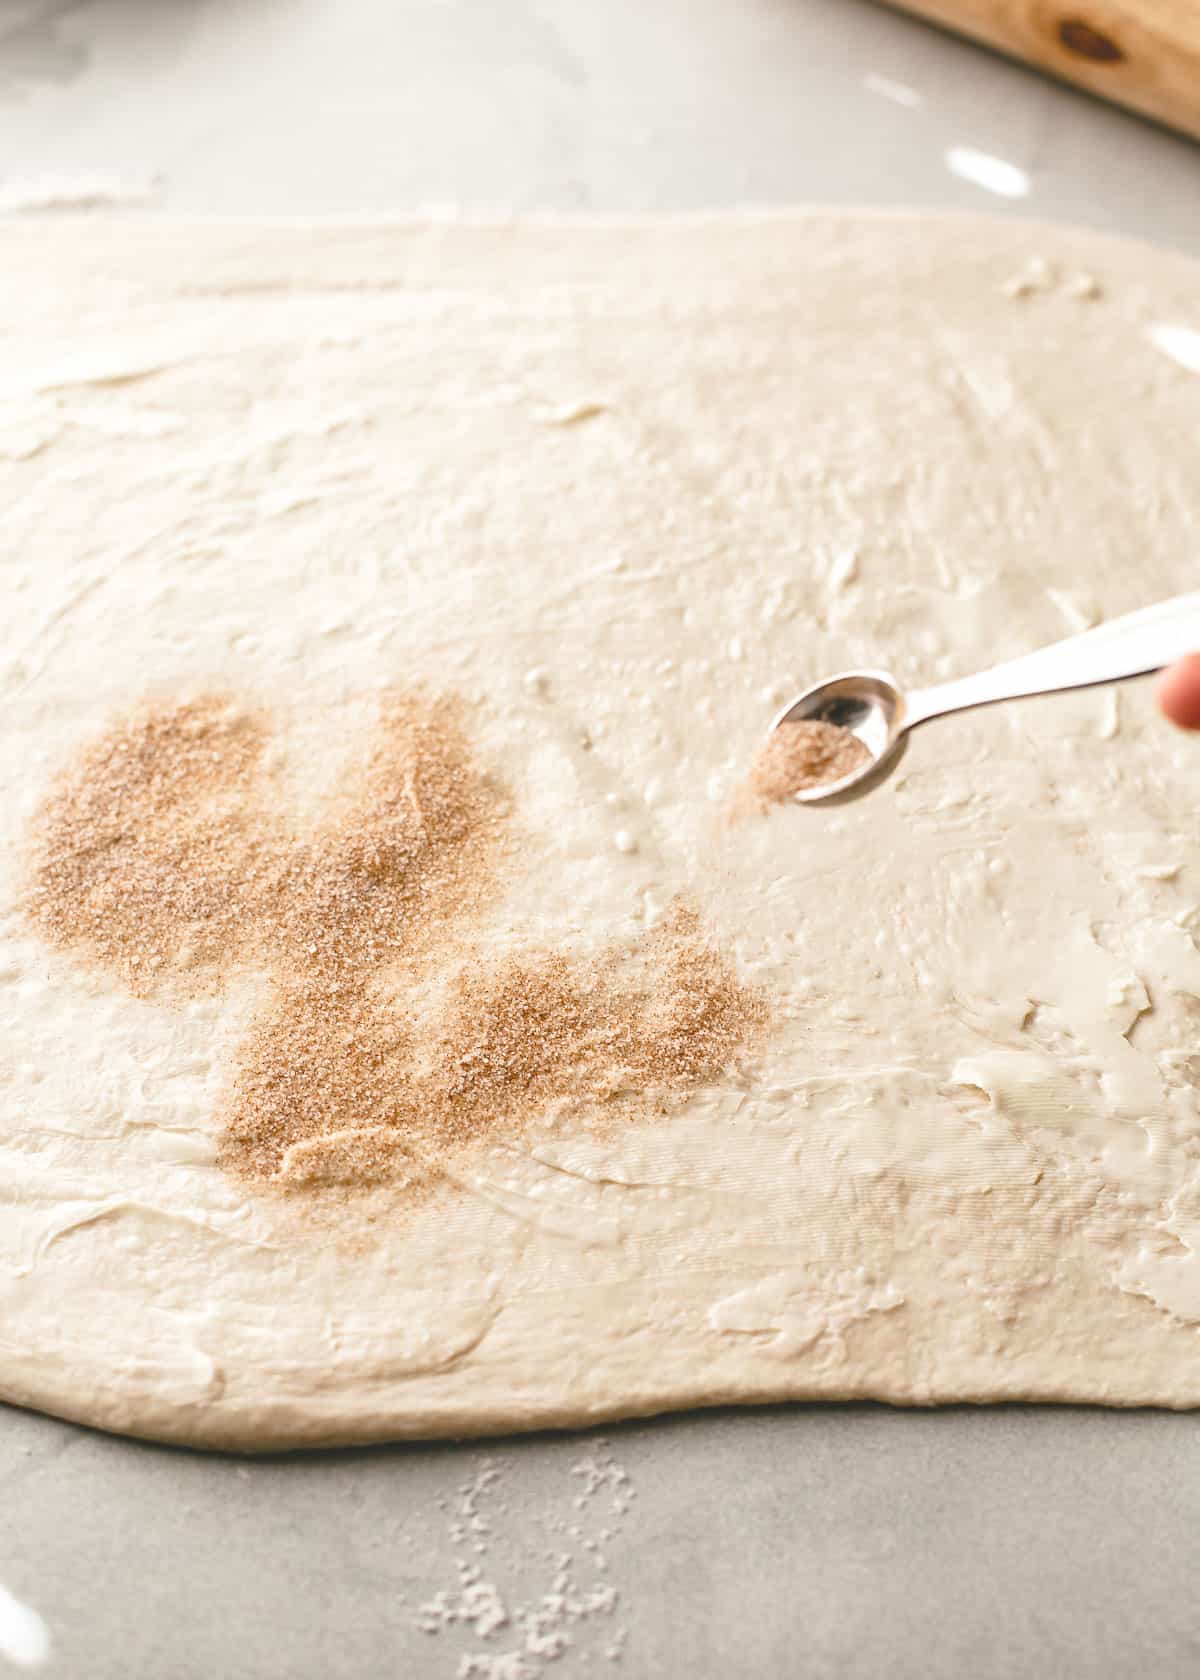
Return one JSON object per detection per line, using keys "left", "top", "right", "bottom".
{"left": 416, "top": 1442, "right": 635, "bottom": 1676}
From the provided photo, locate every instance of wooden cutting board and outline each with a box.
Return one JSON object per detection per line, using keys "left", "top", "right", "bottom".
{"left": 880, "top": 2, "right": 1200, "bottom": 140}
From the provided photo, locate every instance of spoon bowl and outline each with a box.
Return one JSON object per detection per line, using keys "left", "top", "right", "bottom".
{"left": 771, "top": 670, "right": 907, "bottom": 804}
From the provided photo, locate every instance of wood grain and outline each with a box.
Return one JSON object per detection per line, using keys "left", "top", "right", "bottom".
{"left": 880, "top": 1, "right": 1200, "bottom": 140}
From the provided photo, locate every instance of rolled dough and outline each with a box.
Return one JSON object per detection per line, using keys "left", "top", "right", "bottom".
{"left": 2, "top": 213, "right": 1199, "bottom": 1450}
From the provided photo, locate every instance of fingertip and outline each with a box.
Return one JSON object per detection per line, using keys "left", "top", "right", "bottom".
{"left": 1157, "top": 655, "right": 1200, "bottom": 730}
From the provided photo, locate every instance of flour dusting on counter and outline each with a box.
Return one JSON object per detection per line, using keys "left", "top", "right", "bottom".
{"left": 416, "top": 1444, "right": 634, "bottom": 1675}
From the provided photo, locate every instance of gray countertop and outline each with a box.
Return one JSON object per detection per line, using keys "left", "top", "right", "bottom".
{"left": 2, "top": 4, "right": 1199, "bottom": 1677}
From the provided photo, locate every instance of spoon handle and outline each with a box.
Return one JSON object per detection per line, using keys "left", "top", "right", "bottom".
{"left": 906, "top": 590, "right": 1200, "bottom": 727}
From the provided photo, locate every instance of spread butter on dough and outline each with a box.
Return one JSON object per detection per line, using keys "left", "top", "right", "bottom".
{"left": 1, "top": 212, "right": 1200, "bottom": 1448}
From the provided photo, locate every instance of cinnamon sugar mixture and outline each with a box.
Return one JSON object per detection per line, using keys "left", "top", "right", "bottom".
{"left": 748, "top": 719, "right": 870, "bottom": 804}
{"left": 27, "top": 693, "right": 763, "bottom": 1195}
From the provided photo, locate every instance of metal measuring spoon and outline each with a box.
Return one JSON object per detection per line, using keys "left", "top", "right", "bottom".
{"left": 770, "top": 590, "right": 1200, "bottom": 806}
